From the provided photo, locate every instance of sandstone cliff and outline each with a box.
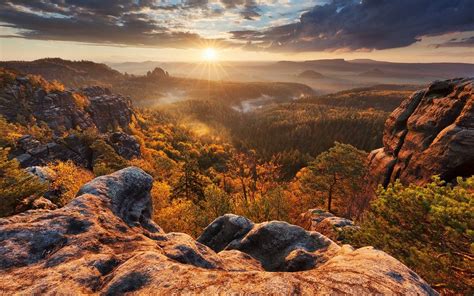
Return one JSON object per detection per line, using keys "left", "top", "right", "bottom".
{"left": 0, "top": 167, "right": 437, "bottom": 295}
{"left": 0, "top": 70, "right": 141, "bottom": 167}
{"left": 369, "top": 78, "right": 474, "bottom": 186}
{"left": 0, "top": 72, "right": 136, "bottom": 134}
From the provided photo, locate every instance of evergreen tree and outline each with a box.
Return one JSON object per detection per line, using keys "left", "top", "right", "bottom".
{"left": 0, "top": 148, "right": 47, "bottom": 217}
{"left": 346, "top": 177, "right": 474, "bottom": 294}
{"left": 172, "top": 159, "right": 207, "bottom": 203}
{"left": 299, "top": 142, "right": 367, "bottom": 215}
{"left": 90, "top": 139, "right": 128, "bottom": 175}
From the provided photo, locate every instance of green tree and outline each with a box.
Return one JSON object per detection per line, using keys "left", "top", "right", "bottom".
{"left": 195, "top": 184, "right": 233, "bottom": 227}
{"left": 299, "top": 142, "right": 368, "bottom": 216}
{"left": 90, "top": 139, "right": 128, "bottom": 175}
{"left": 0, "top": 148, "right": 47, "bottom": 217}
{"left": 346, "top": 177, "right": 474, "bottom": 294}
{"left": 172, "top": 160, "right": 208, "bottom": 203}
{"left": 235, "top": 187, "right": 290, "bottom": 223}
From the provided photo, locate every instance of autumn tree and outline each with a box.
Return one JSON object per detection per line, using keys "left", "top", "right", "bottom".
{"left": 48, "top": 161, "right": 94, "bottom": 206}
{"left": 227, "top": 151, "right": 255, "bottom": 202}
{"left": 298, "top": 142, "right": 368, "bottom": 216}
{"left": 194, "top": 184, "right": 234, "bottom": 227}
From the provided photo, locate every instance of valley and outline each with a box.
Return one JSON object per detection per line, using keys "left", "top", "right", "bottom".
{"left": 0, "top": 59, "right": 472, "bottom": 295}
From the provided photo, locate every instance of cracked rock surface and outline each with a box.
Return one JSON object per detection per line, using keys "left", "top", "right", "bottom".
{"left": 369, "top": 78, "right": 474, "bottom": 186}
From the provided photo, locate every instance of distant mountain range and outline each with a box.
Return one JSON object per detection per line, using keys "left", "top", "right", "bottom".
{"left": 0, "top": 58, "right": 313, "bottom": 106}
{"left": 275, "top": 58, "right": 474, "bottom": 78}
{"left": 107, "top": 58, "right": 474, "bottom": 94}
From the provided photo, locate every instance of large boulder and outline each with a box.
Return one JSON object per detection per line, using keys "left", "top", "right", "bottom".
{"left": 369, "top": 78, "right": 474, "bottom": 186}
{"left": 0, "top": 167, "right": 437, "bottom": 295}
{"left": 107, "top": 132, "right": 141, "bottom": 160}
{"left": 197, "top": 214, "right": 254, "bottom": 252}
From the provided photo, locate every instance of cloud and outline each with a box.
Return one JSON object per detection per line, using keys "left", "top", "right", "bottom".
{"left": 436, "top": 36, "right": 474, "bottom": 48}
{"left": 0, "top": 0, "right": 234, "bottom": 47}
{"left": 4, "top": 0, "right": 471, "bottom": 52}
{"left": 231, "top": 0, "right": 474, "bottom": 52}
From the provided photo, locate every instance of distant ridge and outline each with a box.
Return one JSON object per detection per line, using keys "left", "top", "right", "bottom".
{"left": 298, "top": 70, "right": 325, "bottom": 79}
{"left": 359, "top": 68, "right": 387, "bottom": 77}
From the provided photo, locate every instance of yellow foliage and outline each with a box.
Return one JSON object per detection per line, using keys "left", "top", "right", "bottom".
{"left": 48, "top": 161, "right": 94, "bottom": 206}
{"left": 0, "top": 116, "right": 22, "bottom": 146}
{"left": 27, "top": 74, "right": 65, "bottom": 92}
{"left": 72, "top": 93, "right": 89, "bottom": 109}
{"left": 151, "top": 181, "right": 172, "bottom": 210}
{"left": 153, "top": 198, "right": 200, "bottom": 236}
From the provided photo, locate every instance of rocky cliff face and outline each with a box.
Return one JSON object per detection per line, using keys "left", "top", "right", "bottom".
{"left": 369, "top": 78, "right": 474, "bottom": 186}
{"left": 12, "top": 132, "right": 140, "bottom": 168}
{"left": 0, "top": 73, "right": 136, "bottom": 134}
{"left": 0, "top": 167, "right": 437, "bottom": 295}
{"left": 1, "top": 71, "right": 141, "bottom": 167}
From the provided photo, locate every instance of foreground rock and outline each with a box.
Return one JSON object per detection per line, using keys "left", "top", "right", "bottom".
{"left": 199, "top": 214, "right": 340, "bottom": 272}
{"left": 369, "top": 78, "right": 474, "bottom": 186}
{"left": 0, "top": 167, "right": 437, "bottom": 295}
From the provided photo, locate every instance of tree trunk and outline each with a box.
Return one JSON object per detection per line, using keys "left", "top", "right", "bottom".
{"left": 328, "top": 174, "right": 337, "bottom": 213}
{"left": 328, "top": 185, "right": 333, "bottom": 213}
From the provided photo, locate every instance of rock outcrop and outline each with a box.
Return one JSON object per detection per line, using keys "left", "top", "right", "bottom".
{"left": 199, "top": 214, "right": 340, "bottom": 272}
{"left": 0, "top": 73, "right": 136, "bottom": 134}
{"left": 14, "top": 134, "right": 93, "bottom": 168}
{"left": 298, "top": 209, "right": 357, "bottom": 242}
{"left": 0, "top": 167, "right": 437, "bottom": 295}
{"left": 369, "top": 78, "right": 474, "bottom": 186}
{"left": 13, "top": 132, "right": 141, "bottom": 168}
{"left": 107, "top": 132, "right": 141, "bottom": 160}
{"left": 146, "top": 67, "right": 170, "bottom": 80}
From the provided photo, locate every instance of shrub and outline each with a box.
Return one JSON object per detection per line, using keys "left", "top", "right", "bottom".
{"left": 346, "top": 177, "right": 474, "bottom": 294}
{"left": 90, "top": 139, "right": 129, "bottom": 176}
{"left": 0, "top": 148, "right": 47, "bottom": 217}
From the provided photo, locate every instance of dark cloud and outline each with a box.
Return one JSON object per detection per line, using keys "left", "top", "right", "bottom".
{"left": 0, "top": 0, "right": 223, "bottom": 47}
{"left": 185, "top": 0, "right": 208, "bottom": 8}
{"left": 231, "top": 0, "right": 474, "bottom": 51}
{"left": 220, "top": 0, "right": 260, "bottom": 20}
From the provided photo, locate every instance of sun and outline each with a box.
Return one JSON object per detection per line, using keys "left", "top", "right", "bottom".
{"left": 202, "top": 47, "right": 218, "bottom": 62}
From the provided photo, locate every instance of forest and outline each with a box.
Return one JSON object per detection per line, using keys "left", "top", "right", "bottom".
{"left": 0, "top": 68, "right": 472, "bottom": 294}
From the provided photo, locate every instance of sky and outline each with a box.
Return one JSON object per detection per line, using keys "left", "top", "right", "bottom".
{"left": 0, "top": 0, "right": 473, "bottom": 63}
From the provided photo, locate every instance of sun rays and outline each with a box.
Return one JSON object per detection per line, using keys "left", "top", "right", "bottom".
{"left": 202, "top": 48, "right": 217, "bottom": 62}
